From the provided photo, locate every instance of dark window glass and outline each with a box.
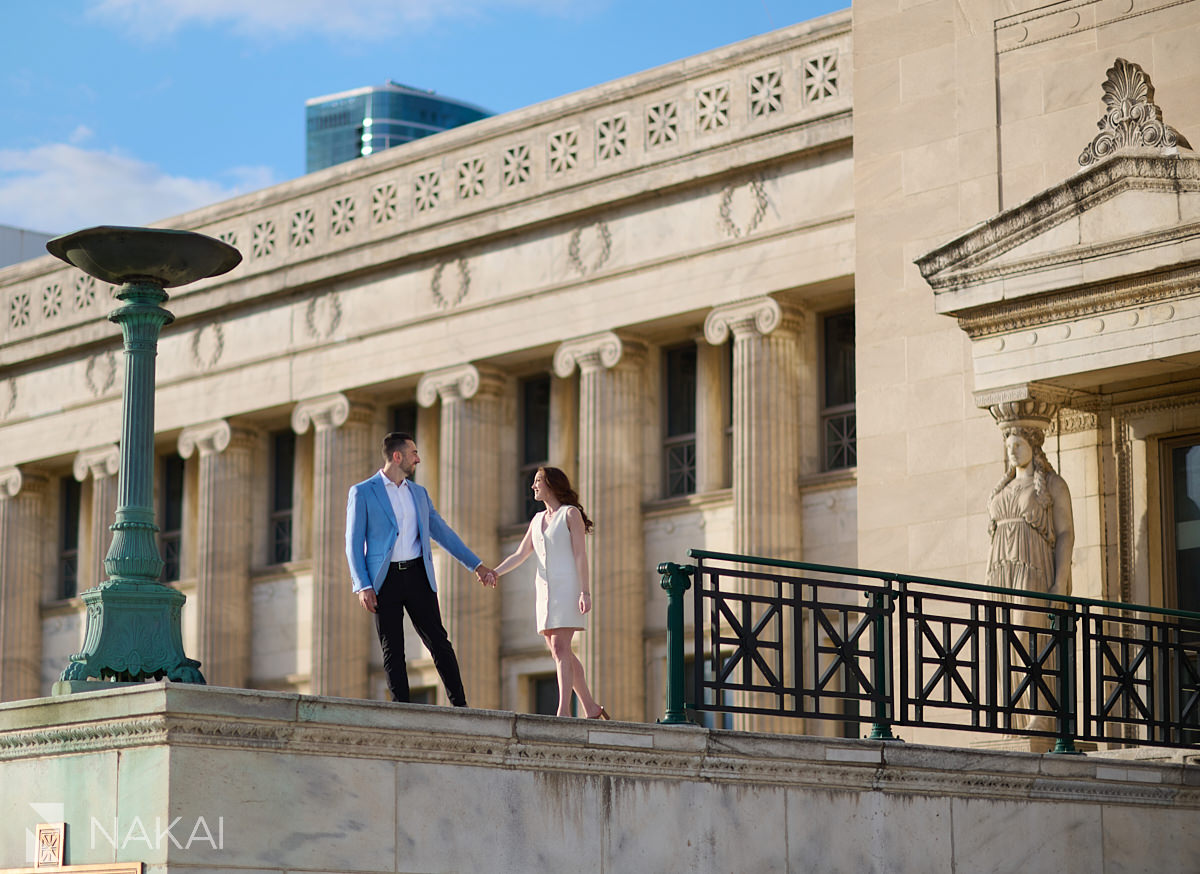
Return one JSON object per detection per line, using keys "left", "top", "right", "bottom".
{"left": 683, "top": 657, "right": 732, "bottom": 729}
{"left": 532, "top": 674, "right": 576, "bottom": 716}
{"left": 520, "top": 375, "right": 551, "bottom": 520}
{"left": 822, "top": 310, "right": 857, "bottom": 471}
{"left": 390, "top": 402, "right": 418, "bottom": 439}
{"left": 1168, "top": 442, "right": 1200, "bottom": 618}
{"left": 664, "top": 344, "right": 697, "bottom": 496}
{"left": 59, "top": 476, "right": 82, "bottom": 599}
{"left": 270, "top": 430, "right": 296, "bottom": 564}
{"left": 160, "top": 454, "right": 185, "bottom": 582}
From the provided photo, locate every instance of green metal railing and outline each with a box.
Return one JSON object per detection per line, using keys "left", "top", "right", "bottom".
{"left": 660, "top": 550, "right": 1200, "bottom": 751}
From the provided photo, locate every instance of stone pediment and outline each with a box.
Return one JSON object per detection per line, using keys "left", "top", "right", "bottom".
{"left": 918, "top": 151, "right": 1200, "bottom": 330}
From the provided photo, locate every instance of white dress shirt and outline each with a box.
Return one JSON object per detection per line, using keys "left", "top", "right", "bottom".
{"left": 379, "top": 470, "right": 421, "bottom": 562}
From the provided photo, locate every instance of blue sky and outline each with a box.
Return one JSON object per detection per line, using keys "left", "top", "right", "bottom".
{"left": 0, "top": 0, "right": 845, "bottom": 235}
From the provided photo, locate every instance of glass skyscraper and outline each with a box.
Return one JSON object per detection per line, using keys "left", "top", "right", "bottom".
{"left": 305, "top": 81, "right": 491, "bottom": 173}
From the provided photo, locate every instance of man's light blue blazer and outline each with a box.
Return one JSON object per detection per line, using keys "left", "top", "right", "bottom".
{"left": 345, "top": 473, "right": 481, "bottom": 595}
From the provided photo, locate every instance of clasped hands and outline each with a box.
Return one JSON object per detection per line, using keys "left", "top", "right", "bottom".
{"left": 476, "top": 565, "right": 498, "bottom": 588}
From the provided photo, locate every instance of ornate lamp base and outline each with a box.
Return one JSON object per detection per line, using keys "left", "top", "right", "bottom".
{"left": 58, "top": 583, "right": 205, "bottom": 685}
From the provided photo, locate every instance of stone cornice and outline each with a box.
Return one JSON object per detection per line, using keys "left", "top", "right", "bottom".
{"left": 72, "top": 444, "right": 120, "bottom": 482}
{"left": 703, "top": 296, "right": 803, "bottom": 344}
{"left": 1, "top": 686, "right": 1197, "bottom": 809}
{"left": 0, "top": 18, "right": 852, "bottom": 365}
{"left": 916, "top": 153, "right": 1200, "bottom": 292}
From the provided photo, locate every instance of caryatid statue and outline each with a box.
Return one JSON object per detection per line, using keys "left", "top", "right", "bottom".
{"left": 985, "top": 399, "right": 1074, "bottom": 599}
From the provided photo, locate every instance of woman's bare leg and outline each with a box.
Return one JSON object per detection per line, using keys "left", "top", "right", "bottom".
{"left": 544, "top": 629, "right": 601, "bottom": 717}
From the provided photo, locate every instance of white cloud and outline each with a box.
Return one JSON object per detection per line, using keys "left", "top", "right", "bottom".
{"left": 88, "top": 0, "right": 584, "bottom": 41}
{"left": 0, "top": 144, "right": 274, "bottom": 234}
{"left": 68, "top": 125, "right": 94, "bottom": 145}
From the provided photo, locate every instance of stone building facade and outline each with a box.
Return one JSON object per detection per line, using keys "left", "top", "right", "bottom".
{"left": 1, "top": 0, "right": 1198, "bottom": 738}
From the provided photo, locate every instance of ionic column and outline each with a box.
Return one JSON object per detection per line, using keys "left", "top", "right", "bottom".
{"left": 554, "top": 332, "right": 647, "bottom": 721}
{"left": 417, "top": 364, "right": 505, "bottom": 709}
{"left": 705, "top": 297, "right": 804, "bottom": 732}
{"left": 695, "top": 334, "right": 730, "bottom": 493}
{"left": 0, "top": 468, "right": 47, "bottom": 701}
{"left": 293, "top": 393, "right": 375, "bottom": 698}
{"left": 73, "top": 445, "right": 119, "bottom": 589}
{"left": 178, "top": 421, "right": 255, "bottom": 688}
{"left": 549, "top": 372, "right": 579, "bottom": 479}
{"left": 705, "top": 297, "right": 804, "bottom": 560}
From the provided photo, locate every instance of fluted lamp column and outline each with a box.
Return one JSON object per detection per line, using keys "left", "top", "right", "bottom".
{"left": 554, "top": 332, "right": 647, "bottom": 721}
{"left": 0, "top": 467, "right": 47, "bottom": 701}
{"left": 705, "top": 297, "right": 804, "bottom": 732}
{"left": 47, "top": 226, "right": 240, "bottom": 688}
{"left": 178, "top": 420, "right": 255, "bottom": 688}
{"left": 417, "top": 363, "right": 505, "bottom": 709}
{"left": 293, "top": 393, "right": 375, "bottom": 698}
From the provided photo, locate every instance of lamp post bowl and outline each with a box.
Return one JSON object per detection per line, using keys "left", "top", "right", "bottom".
{"left": 46, "top": 225, "right": 241, "bottom": 288}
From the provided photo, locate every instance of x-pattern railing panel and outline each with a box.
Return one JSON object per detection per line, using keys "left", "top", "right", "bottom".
{"left": 666, "top": 551, "right": 1200, "bottom": 750}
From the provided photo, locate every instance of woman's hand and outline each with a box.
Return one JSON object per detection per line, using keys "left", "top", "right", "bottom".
{"left": 579, "top": 591, "right": 592, "bottom": 614}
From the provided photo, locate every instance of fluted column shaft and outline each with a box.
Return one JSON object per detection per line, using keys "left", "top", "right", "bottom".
{"left": 695, "top": 336, "right": 729, "bottom": 494}
{"left": 74, "top": 446, "right": 120, "bottom": 589}
{"left": 549, "top": 372, "right": 579, "bottom": 479}
{"left": 706, "top": 298, "right": 804, "bottom": 732}
{"left": 706, "top": 298, "right": 804, "bottom": 560}
{"left": 179, "top": 421, "right": 255, "bottom": 688}
{"left": 417, "top": 364, "right": 504, "bottom": 709}
{"left": 0, "top": 468, "right": 47, "bottom": 701}
{"left": 293, "top": 394, "right": 375, "bottom": 698}
{"left": 555, "top": 332, "right": 647, "bottom": 720}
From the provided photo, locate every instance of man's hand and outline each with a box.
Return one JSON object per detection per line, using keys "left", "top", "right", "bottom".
{"left": 357, "top": 588, "right": 378, "bottom": 613}
{"left": 476, "top": 565, "right": 498, "bottom": 588}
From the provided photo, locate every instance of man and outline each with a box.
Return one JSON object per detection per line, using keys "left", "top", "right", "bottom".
{"left": 346, "top": 431, "right": 496, "bottom": 706}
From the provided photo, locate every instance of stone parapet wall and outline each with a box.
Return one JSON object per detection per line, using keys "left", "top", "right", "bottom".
{"left": 1, "top": 684, "right": 1196, "bottom": 872}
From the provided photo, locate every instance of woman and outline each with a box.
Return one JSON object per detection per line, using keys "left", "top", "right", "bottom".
{"left": 987, "top": 426, "right": 1074, "bottom": 596}
{"left": 493, "top": 467, "right": 609, "bottom": 719}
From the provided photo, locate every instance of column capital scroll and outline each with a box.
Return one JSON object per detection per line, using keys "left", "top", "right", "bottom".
{"left": 73, "top": 444, "right": 121, "bottom": 482}
{"left": 416, "top": 363, "right": 505, "bottom": 407}
{"left": 0, "top": 466, "right": 22, "bottom": 499}
{"left": 703, "top": 296, "right": 802, "bottom": 345}
{"left": 553, "top": 331, "right": 646, "bottom": 377}
{"left": 291, "top": 393, "right": 371, "bottom": 434}
{"left": 178, "top": 420, "right": 256, "bottom": 458}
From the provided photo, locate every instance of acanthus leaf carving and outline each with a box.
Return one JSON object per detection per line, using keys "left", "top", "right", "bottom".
{"left": 1079, "top": 58, "right": 1191, "bottom": 167}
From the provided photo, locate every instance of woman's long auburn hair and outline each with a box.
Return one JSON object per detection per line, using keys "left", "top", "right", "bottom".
{"left": 538, "top": 466, "right": 594, "bottom": 533}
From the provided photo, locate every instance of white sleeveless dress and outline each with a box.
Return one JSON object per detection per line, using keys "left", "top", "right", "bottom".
{"left": 532, "top": 509, "right": 585, "bottom": 632}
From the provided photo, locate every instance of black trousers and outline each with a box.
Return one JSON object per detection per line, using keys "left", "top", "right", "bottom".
{"left": 374, "top": 561, "right": 467, "bottom": 706}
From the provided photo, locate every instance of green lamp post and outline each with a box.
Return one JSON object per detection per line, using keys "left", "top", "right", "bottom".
{"left": 46, "top": 226, "right": 240, "bottom": 688}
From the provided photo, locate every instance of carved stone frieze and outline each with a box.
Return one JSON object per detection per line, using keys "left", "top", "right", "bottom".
{"left": 953, "top": 264, "right": 1200, "bottom": 338}
{"left": 431, "top": 258, "right": 471, "bottom": 309}
{"left": 190, "top": 322, "right": 225, "bottom": 371}
{"left": 567, "top": 221, "right": 613, "bottom": 275}
{"left": 916, "top": 155, "right": 1200, "bottom": 291}
{"left": 0, "top": 377, "right": 15, "bottom": 421}
{"left": 1079, "top": 58, "right": 1192, "bottom": 167}
{"left": 717, "top": 177, "right": 769, "bottom": 239}
{"left": 305, "top": 291, "right": 342, "bottom": 339}
{"left": 84, "top": 349, "right": 118, "bottom": 397}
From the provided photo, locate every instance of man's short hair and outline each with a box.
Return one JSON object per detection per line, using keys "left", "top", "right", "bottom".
{"left": 382, "top": 431, "right": 414, "bottom": 462}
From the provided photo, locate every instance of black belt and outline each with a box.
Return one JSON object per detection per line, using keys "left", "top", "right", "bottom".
{"left": 392, "top": 558, "right": 421, "bottom": 570}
